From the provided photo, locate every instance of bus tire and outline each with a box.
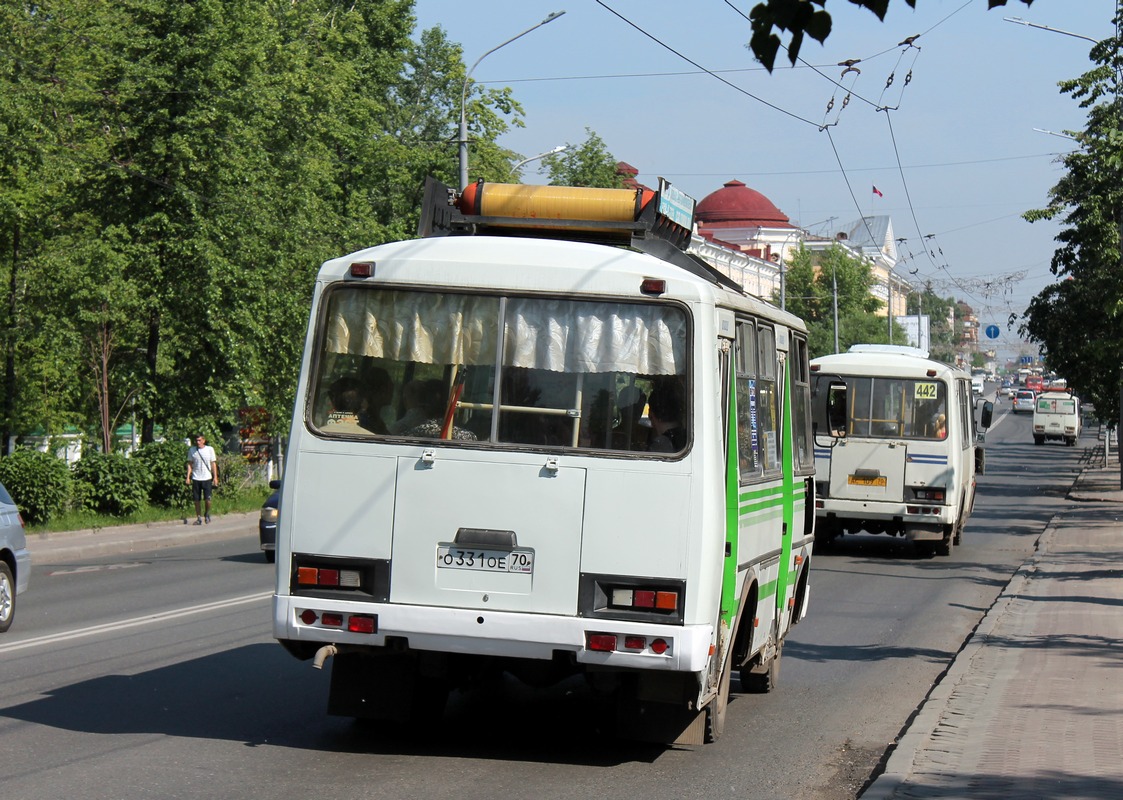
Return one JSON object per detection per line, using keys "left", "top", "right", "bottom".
{"left": 1034, "top": 435, "right": 1044, "bottom": 445}
{"left": 741, "top": 643, "right": 781, "bottom": 694}
{"left": 704, "top": 652, "right": 732, "bottom": 743}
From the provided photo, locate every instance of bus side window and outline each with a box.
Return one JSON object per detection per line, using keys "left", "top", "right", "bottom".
{"left": 735, "top": 321, "right": 762, "bottom": 481}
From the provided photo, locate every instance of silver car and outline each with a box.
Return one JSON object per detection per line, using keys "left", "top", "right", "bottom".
{"left": 0, "top": 480, "right": 30, "bottom": 633}
{"left": 1013, "top": 389, "right": 1036, "bottom": 414}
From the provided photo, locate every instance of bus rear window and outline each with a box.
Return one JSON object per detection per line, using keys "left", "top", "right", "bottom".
{"left": 309, "top": 287, "right": 690, "bottom": 454}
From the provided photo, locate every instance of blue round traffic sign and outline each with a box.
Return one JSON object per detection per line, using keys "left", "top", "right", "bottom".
{"left": 985, "top": 324, "right": 1000, "bottom": 339}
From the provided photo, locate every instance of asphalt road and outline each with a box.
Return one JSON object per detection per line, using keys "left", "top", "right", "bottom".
{"left": 0, "top": 401, "right": 1087, "bottom": 799}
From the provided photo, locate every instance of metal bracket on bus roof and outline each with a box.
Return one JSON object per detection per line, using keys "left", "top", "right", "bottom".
{"left": 415, "top": 177, "right": 744, "bottom": 294}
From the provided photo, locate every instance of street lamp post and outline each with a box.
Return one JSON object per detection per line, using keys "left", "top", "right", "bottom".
{"left": 832, "top": 265, "right": 840, "bottom": 353}
{"left": 509, "top": 145, "right": 568, "bottom": 180}
{"left": 459, "top": 11, "right": 566, "bottom": 190}
{"left": 1003, "top": 17, "right": 1098, "bottom": 44}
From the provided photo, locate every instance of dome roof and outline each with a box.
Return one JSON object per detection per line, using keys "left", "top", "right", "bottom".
{"left": 696, "top": 180, "right": 792, "bottom": 228}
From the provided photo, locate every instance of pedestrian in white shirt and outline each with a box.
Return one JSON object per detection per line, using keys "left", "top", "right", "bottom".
{"left": 186, "top": 435, "right": 219, "bottom": 525}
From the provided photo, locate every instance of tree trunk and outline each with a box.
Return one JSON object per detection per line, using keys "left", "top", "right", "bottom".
{"left": 2, "top": 223, "right": 19, "bottom": 457}
{"left": 142, "top": 306, "right": 159, "bottom": 444}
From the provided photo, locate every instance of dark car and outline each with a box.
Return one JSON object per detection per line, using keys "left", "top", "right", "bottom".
{"left": 259, "top": 479, "right": 280, "bottom": 563}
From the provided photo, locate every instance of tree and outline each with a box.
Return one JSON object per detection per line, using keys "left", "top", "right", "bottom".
{"left": 779, "top": 244, "right": 906, "bottom": 358}
{"left": 541, "top": 128, "right": 626, "bottom": 188}
{"left": 904, "top": 283, "right": 957, "bottom": 363}
{"left": 1021, "top": 13, "right": 1123, "bottom": 421}
{"left": 0, "top": 0, "right": 533, "bottom": 454}
{"left": 747, "top": 0, "right": 1033, "bottom": 72}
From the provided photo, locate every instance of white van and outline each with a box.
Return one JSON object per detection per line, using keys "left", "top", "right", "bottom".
{"left": 812, "top": 345, "right": 992, "bottom": 556}
{"left": 1032, "top": 391, "right": 1080, "bottom": 446}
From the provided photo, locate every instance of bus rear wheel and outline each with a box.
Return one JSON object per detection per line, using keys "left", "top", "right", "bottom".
{"left": 741, "top": 643, "right": 781, "bottom": 694}
{"left": 704, "top": 654, "right": 732, "bottom": 743}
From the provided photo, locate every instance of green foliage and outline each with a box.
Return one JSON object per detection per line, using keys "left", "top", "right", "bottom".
{"left": 1022, "top": 11, "right": 1123, "bottom": 420}
{"left": 0, "top": 1, "right": 523, "bottom": 452}
{"left": 133, "top": 440, "right": 190, "bottom": 507}
{"left": 779, "top": 244, "right": 906, "bottom": 358}
{"left": 745, "top": 0, "right": 1033, "bottom": 71}
{"left": 71, "top": 452, "right": 153, "bottom": 517}
{"left": 213, "top": 451, "right": 256, "bottom": 499}
{"left": 0, "top": 448, "right": 73, "bottom": 524}
{"left": 905, "top": 284, "right": 958, "bottom": 363}
{"left": 541, "top": 128, "right": 626, "bottom": 188}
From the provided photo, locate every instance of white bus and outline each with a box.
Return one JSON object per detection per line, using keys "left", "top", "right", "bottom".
{"left": 811, "top": 345, "right": 992, "bottom": 556}
{"left": 271, "top": 177, "right": 837, "bottom": 744}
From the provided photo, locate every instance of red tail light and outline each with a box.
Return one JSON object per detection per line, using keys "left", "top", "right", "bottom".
{"left": 587, "top": 633, "right": 617, "bottom": 652}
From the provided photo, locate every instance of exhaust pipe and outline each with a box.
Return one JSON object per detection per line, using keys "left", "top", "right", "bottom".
{"left": 312, "top": 644, "right": 337, "bottom": 670}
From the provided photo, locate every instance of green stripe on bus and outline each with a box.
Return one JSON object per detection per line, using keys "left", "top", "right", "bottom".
{"left": 722, "top": 362, "right": 740, "bottom": 629}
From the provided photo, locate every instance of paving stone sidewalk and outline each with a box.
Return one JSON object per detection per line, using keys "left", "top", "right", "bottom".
{"left": 863, "top": 448, "right": 1123, "bottom": 799}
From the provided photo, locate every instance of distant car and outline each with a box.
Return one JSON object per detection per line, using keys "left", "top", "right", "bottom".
{"left": 0, "top": 479, "right": 30, "bottom": 633}
{"left": 259, "top": 480, "right": 280, "bottom": 563}
{"left": 1013, "top": 389, "right": 1036, "bottom": 414}
{"left": 1004, "top": 385, "right": 1017, "bottom": 399}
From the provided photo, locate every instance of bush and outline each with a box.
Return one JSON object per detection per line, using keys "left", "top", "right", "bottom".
{"left": 213, "top": 450, "right": 256, "bottom": 498}
{"left": 0, "top": 448, "right": 73, "bottom": 524}
{"left": 72, "top": 451, "right": 153, "bottom": 516}
{"left": 133, "top": 440, "right": 190, "bottom": 507}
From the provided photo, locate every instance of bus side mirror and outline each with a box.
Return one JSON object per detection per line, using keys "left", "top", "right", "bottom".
{"left": 827, "top": 381, "right": 848, "bottom": 438}
{"left": 979, "top": 400, "right": 994, "bottom": 430}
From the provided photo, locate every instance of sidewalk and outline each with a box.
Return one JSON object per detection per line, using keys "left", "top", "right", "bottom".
{"left": 26, "top": 511, "right": 259, "bottom": 566}
{"left": 863, "top": 447, "right": 1123, "bottom": 799}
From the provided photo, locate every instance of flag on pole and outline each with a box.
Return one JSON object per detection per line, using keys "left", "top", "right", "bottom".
{"left": 872, "top": 185, "right": 883, "bottom": 198}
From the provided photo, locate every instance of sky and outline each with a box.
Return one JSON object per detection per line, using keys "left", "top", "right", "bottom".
{"left": 410, "top": 0, "right": 1115, "bottom": 363}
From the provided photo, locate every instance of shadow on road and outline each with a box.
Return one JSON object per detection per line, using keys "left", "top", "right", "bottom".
{"left": 1, "top": 644, "right": 665, "bottom": 765}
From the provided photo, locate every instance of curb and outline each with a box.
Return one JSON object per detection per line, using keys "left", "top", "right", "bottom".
{"left": 861, "top": 521, "right": 1053, "bottom": 799}
{"left": 27, "top": 512, "right": 259, "bottom": 566}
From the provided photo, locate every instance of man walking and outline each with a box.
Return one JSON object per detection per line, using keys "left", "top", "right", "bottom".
{"left": 186, "top": 435, "right": 219, "bottom": 525}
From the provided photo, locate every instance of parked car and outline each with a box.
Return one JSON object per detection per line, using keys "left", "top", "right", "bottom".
{"left": 0, "top": 480, "right": 30, "bottom": 633}
{"left": 1013, "top": 389, "right": 1036, "bottom": 414}
{"left": 259, "top": 480, "right": 280, "bottom": 563}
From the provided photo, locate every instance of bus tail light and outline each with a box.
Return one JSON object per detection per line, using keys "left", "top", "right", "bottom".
{"left": 580, "top": 575, "right": 686, "bottom": 624}
{"left": 611, "top": 587, "right": 679, "bottom": 612}
{"left": 297, "top": 566, "right": 362, "bottom": 588}
{"left": 296, "top": 608, "right": 376, "bottom": 633}
{"left": 911, "top": 487, "right": 945, "bottom": 502}
{"left": 586, "top": 632, "right": 672, "bottom": 656}
{"left": 588, "top": 633, "right": 617, "bottom": 652}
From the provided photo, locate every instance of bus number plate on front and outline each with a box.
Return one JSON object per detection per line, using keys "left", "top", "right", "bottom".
{"left": 436, "top": 546, "right": 534, "bottom": 574}
{"left": 848, "top": 474, "right": 887, "bottom": 487}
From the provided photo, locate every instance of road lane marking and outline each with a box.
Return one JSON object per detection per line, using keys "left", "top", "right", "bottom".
{"left": 0, "top": 591, "right": 273, "bottom": 654}
{"left": 48, "top": 562, "right": 148, "bottom": 576}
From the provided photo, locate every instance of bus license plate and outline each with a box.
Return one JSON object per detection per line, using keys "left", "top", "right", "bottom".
{"left": 848, "top": 475, "right": 887, "bottom": 487}
{"left": 436, "top": 546, "right": 534, "bottom": 574}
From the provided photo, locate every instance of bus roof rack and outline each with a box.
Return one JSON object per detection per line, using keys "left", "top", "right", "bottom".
{"left": 849, "top": 344, "right": 931, "bottom": 359}
{"left": 417, "top": 176, "right": 744, "bottom": 294}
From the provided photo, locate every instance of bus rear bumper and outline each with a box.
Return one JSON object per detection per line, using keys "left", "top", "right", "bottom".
{"left": 817, "top": 499, "right": 955, "bottom": 539}
{"left": 273, "top": 594, "right": 714, "bottom": 673}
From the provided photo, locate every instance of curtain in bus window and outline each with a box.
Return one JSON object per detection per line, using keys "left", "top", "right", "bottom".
{"left": 323, "top": 290, "right": 501, "bottom": 365}
{"left": 503, "top": 298, "right": 685, "bottom": 374}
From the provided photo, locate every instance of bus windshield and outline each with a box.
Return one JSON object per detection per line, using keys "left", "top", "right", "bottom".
{"left": 308, "top": 286, "right": 690, "bottom": 453}
{"left": 818, "top": 375, "right": 949, "bottom": 440}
